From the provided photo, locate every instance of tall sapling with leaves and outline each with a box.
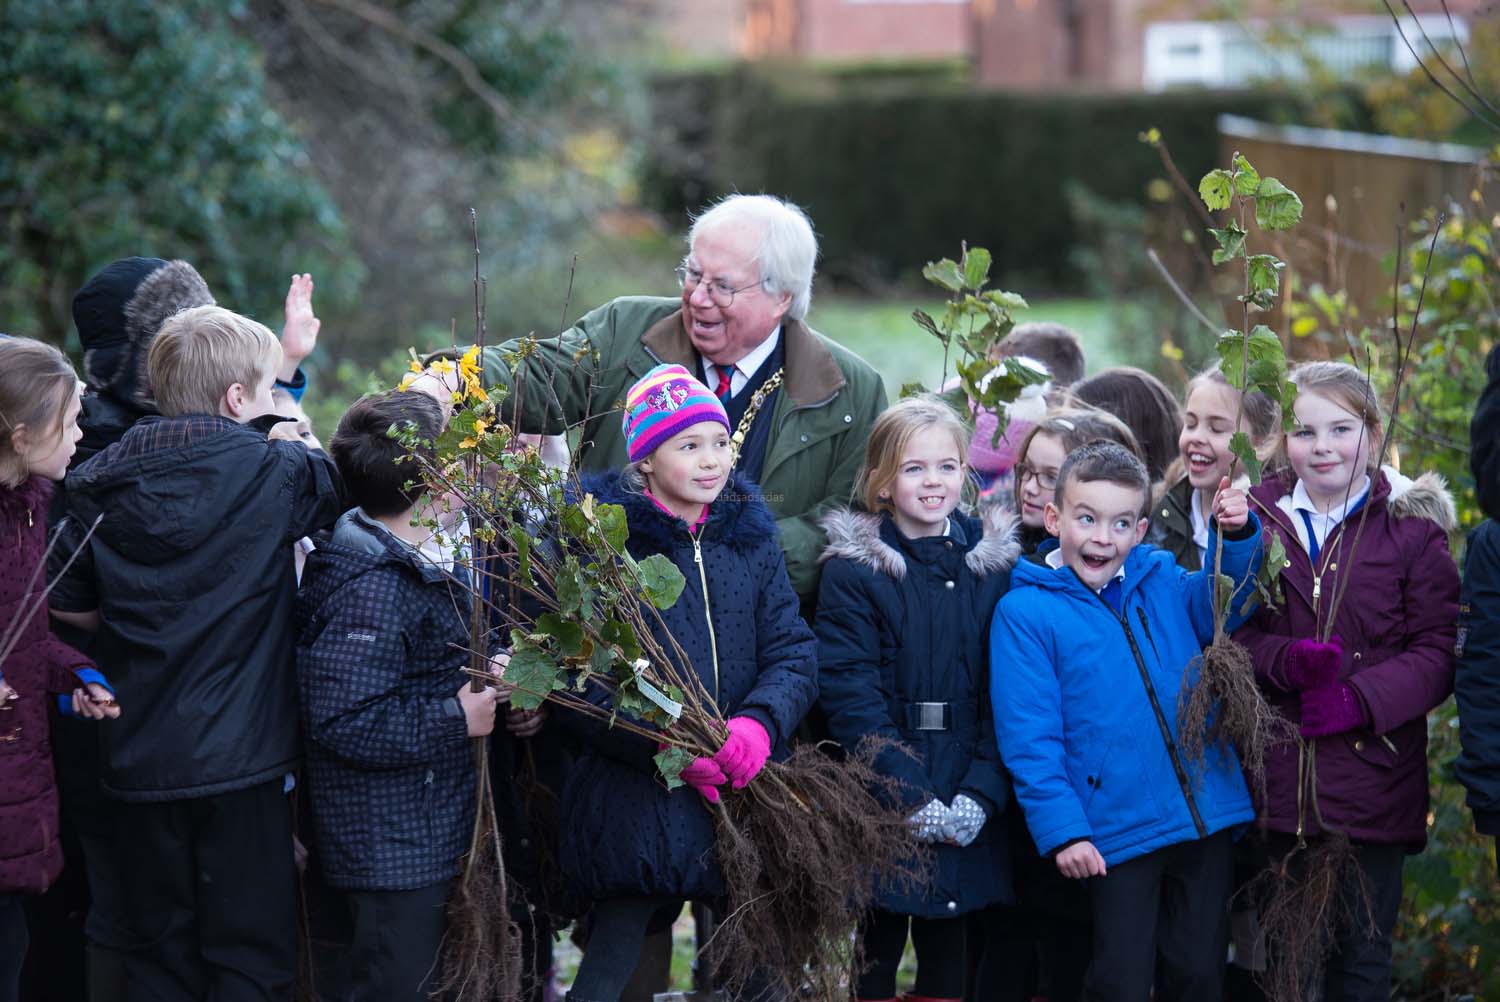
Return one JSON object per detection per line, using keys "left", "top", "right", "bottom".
{"left": 1174, "top": 152, "right": 1304, "bottom": 781}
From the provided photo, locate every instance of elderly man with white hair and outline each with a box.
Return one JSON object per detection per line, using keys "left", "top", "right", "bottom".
{"left": 445, "top": 193, "right": 887, "bottom": 604}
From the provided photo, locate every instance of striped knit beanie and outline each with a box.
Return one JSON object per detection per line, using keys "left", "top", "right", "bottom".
{"left": 623, "top": 363, "right": 731, "bottom": 463}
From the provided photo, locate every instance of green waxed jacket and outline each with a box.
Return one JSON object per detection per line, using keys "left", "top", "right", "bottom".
{"left": 473, "top": 295, "right": 888, "bottom": 601}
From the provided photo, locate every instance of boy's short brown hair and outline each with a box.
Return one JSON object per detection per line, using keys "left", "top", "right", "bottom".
{"left": 1055, "top": 440, "right": 1152, "bottom": 517}
{"left": 148, "top": 305, "right": 281, "bottom": 417}
{"left": 330, "top": 390, "right": 445, "bottom": 517}
{"left": 997, "top": 323, "right": 1087, "bottom": 387}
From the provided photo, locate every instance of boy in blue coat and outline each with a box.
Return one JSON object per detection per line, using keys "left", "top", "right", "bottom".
{"left": 990, "top": 441, "right": 1262, "bottom": 1002}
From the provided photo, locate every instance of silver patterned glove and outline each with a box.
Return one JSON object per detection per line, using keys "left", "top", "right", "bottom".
{"left": 908, "top": 798, "right": 950, "bottom": 843}
{"left": 945, "top": 793, "right": 988, "bottom": 847}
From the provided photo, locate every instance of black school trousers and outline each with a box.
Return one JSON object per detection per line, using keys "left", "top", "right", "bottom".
{"left": 1086, "top": 829, "right": 1234, "bottom": 1002}
{"left": 115, "top": 777, "right": 298, "bottom": 1002}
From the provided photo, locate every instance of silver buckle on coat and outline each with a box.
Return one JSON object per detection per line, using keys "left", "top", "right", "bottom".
{"left": 913, "top": 702, "right": 949, "bottom": 731}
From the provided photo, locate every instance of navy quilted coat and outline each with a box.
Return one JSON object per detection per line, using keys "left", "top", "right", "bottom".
{"left": 815, "top": 507, "right": 1018, "bottom": 917}
{"left": 296, "top": 510, "right": 475, "bottom": 891}
{"left": 558, "top": 471, "right": 818, "bottom": 901}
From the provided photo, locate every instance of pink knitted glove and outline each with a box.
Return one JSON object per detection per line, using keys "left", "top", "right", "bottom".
{"left": 713, "top": 717, "right": 772, "bottom": 789}
{"left": 1285, "top": 637, "right": 1342, "bottom": 691}
{"left": 1299, "top": 683, "right": 1369, "bottom": 739}
{"left": 679, "top": 756, "right": 727, "bottom": 804}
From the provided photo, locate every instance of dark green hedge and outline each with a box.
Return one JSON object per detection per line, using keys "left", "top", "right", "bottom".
{"left": 642, "top": 66, "right": 1345, "bottom": 292}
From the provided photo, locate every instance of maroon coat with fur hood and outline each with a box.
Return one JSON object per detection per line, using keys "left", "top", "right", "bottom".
{"left": 1234, "top": 468, "right": 1459, "bottom": 847}
{"left": 0, "top": 476, "right": 94, "bottom": 893}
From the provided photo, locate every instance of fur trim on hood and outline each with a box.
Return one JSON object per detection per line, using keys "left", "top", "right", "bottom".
{"left": 819, "top": 504, "right": 1022, "bottom": 580}
{"left": 74, "top": 258, "right": 214, "bottom": 410}
{"left": 1385, "top": 467, "right": 1458, "bottom": 534}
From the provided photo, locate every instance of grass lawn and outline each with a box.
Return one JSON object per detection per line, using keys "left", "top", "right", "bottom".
{"left": 808, "top": 294, "right": 1122, "bottom": 395}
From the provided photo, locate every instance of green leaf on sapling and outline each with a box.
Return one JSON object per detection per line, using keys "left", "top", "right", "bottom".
{"left": 1199, "top": 169, "right": 1234, "bottom": 211}
{"left": 503, "top": 643, "right": 564, "bottom": 711}
{"left": 1217, "top": 326, "right": 1286, "bottom": 389}
{"left": 1228, "top": 430, "right": 1263, "bottom": 485}
{"left": 923, "top": 258, "right": 965, "bottom": 293}
{"left": 597, "top": 502, "right": 629, "bottom": 553}
{"left": 600, "top": 619, "right": 642, "bottom": 665}
{"left": 963, "top": 247, "right": 992, "bottom": 290}
{"left": 899, "top": 381, "right": 929, "bottom": 399}
{"left": 1215, "top": 572, "right": 1237, "bottom": 614}
{"left": 555, "top": 556, "right": 584, "bottom": 615}
{"left": 912, "top": 309, "right": 946, "bottom": 346}
{"left": 1233, "top": 153, "right": 1262, "bottom": 195}
{"left": 1247, "top": 358, "right": 1283, "bottom": 390}
{"left": 654, "top": 745, "right": 697, "bottom": 791}
{"left": 1210, "top": 223, "right": 1247, "bottom": 265}
{"left": 509, "top": 525, "right": 533, "bottom": 585}
{"left": 536, "top": 613, "right": 585, "bottom": 657}
{"left": 1247, "top": 254, "right": 1284, "bottom": 297}
{"left": 984, "top": 289, "right": 1030, "bottom": 311}
{"left": 1254, "top": 177, "right": 1304, "bottom": 230}
{"left": 637, "top": 553, "right": 686, "bottom": 609}
{"left": 1241, "top": 288, "right": 1278, "bottom": 312}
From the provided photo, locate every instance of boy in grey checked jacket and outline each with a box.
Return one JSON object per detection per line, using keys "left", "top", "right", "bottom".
{"left": 296, "top": 390, "right": 505, "bottom": 1002}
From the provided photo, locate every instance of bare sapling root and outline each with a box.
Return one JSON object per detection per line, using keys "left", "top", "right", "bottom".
{"left": 1178, "top": 637, "right": 1293, "bottom": 787}
{"left": 708, "top": 738, "right": 933, "bottom": 1001}
{"left": 1243, "top": 833, "right": 1377, "bottom": 1002}
{"left": 435, "top": 752, "right": 523, "bottom": 1002}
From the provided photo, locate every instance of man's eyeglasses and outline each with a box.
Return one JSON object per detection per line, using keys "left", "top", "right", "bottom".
{"left": 1017, "top": 463, "right": 1059, "bottom": 491}
{"left": 676, "top": 264, "right": 764, "bottom": 309}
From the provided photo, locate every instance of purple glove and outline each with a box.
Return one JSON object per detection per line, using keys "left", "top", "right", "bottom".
{"left": 1285, "top": 637, "right": 1342, "bottom": 691}
{"left": 1299, "top": 683, "right": 1369, "bottom": 739}
{"left": 713, "top": 716, "right": 772, "bottom": 789}
{"left": 679, "top": 756, "right": 727, "bottom": 804}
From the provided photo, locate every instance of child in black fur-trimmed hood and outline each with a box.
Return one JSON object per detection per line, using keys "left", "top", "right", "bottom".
{"left": 814, "top": 395, "right": 1019, "bottom": 1002}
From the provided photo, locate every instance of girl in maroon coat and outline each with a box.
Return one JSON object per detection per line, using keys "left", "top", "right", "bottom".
{"left": 1235, "top": 360, "right": 1459, "bottom": 1002}
{"left": 0, "top": 337, "right": 120, "bottom": 1002}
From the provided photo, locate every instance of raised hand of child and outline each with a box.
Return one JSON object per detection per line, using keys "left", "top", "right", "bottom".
{"left": 680, "top": 756, "right": 728, "bottom": 804}
{"left": 1211, "top": 476, "right": 1249, "bottom": 532}
{"left": 280, "top": 273, "right": 320, "bottom": 374}
{"left": 712, "top": 716, "right": 771, "bottom": 789}
{"left": 908, "top": 798, "right": 950, "bottom": 843}
{"left": 71, "top": 683, "right": 120, "bottom": 720}
{"left": 458, "top": 680, "right": 501, "bottom": 737}
{"left": 945, "top": 793, "right": 988, "bottom": 847}
{"left": 1055, "top": 840, "right": 1107, "bottom": 879}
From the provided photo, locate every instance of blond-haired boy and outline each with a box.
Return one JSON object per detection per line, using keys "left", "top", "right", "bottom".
{"left": 50, "top": 304, "right": 345, "bottom": 1001}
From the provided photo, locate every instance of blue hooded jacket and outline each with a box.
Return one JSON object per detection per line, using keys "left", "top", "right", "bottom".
{"left": 990, "top": 516, "right": 1262, "bottom": 867}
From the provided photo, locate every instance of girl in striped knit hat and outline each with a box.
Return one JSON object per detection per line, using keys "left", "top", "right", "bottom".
{"left": 560, "top": 364, "right": 818, "bottom": 1002}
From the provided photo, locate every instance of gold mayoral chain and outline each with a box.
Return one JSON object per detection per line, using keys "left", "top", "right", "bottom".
{"left": 729, "top": 368, "right": 784, "bottom": 469}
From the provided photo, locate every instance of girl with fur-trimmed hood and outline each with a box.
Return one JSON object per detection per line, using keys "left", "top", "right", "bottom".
{"left": 815, "top": 396, "right": 1018, "bottom": 1002}
{"left": 559, "top": 365, "right": 817, "bottom": 1002}
{"left": 1235, "top": 361, "right": 1460, "bottom": 1001}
